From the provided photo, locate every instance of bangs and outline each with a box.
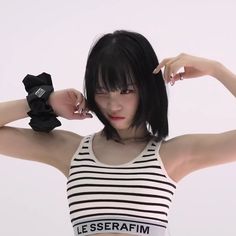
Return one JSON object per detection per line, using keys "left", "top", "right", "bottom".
{"left": 84, "top": 30, "right": 168, "bottom": 142}
{"left": 95, "top": 50, "right": 136, "bottom": 91}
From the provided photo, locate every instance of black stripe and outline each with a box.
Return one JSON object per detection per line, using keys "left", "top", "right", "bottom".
{"left": 69, "top": 199, "right": 169, "bottom": 208}
{"left": 67, "top": 177, "right": 176, "bottom": 188}
{"left": 151, "top": 143, "right": 157, "bottom": 146}
{"left": 142, "top": 154, "right": 155, "bottom": 157}
{"left": 67, "top": 184, "right": 174, "bottom": 195}
{"left": 70, "top": 164, "right": 161, "bottom": 170}
{"left": 82, "top": 146, "right": 89, "bottom": 149}
{"left": 67, "top": 191, "right": 172, "bottom": 202}
{"left": 78, "top": 152, "right": 90, "bottom": 155}
{"left": 147, "top": 149, "right": 155, "bottom": 152}
{"left": 71, "top": 212, "right": 168, "bottom": 224}
{"left": 74, "top": 158, "right": 95, "bottom": 162}
{"left": 134, "top": 158, "right": 157, "bottom": 164}
{"left": 69, "top": 171, "right": 166, "bottom": 178}
{"left": 70, "top": 206, "right": 167, "bottom": 216}
{"left": 73, "top": 217, "right": 166, "bottom": 228}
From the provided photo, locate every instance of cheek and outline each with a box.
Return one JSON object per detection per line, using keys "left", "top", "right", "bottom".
{"left": 126, "top": 95, "right": 139, "bottom": 108}
{"left": 94, "top": 96, "right": 106, "bottom": 110}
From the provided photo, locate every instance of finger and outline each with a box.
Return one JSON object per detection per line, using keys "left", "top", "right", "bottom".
{"left": 75, "top": 91, "right": 85, "bottom": 106}
{"left": 172, "top": 69, "right": 184, "bottom": 80}
{"left": 77, "top": 106, "right": 91, "bottom": 117}
{"left": 154, "top": 53, "right": 187, "bottom": 74}
{"left": 83, "top": 107, "right": 91, "bottom": 115}
{"left": 69, "top": 111, "right": 93, "bottom": 120}
{"left": 171, "top": 58, "right": 185, "bottom": 75}
{"left": 179, "top": 72, "right": 184, "bottom": 80}
{"left": 163, "top": 61, "right": 176, "bottom": 84}
{"left": 170, "top": 69, "right": 185, "bottom": 84}
{"left": 153, "top": 55, "right": 185, "bottom": 85}
{"left": 153, "top": 58, "right": 173, "bottom": 74}
{"left": 76, "top": 97, "right": 87, "bottom": 112}
{"left": 78, "top": 112, "right": 93, "bottom": 120}
{"left": 67, "top": 89, "right": 82, "bottom": 104}
{"left": 165, "top": 58, "right": 186, "bottom": 85}
{"left": 159, "top": 56, "right": 178, "bottom": 82}
{"left": 154, "top": 56, "right": 178, "bottom": 73}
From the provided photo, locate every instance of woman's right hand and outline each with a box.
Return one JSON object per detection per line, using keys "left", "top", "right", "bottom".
{"left": 48, "top": 89, "right": 93, "bottom": 120}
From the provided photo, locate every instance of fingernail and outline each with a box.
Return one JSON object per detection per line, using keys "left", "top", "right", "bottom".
{"left": 170, "top": 80, "right": 175, "bottom": 86}
{"left": 153, "top": 69, "right": 158, "bottom": 74}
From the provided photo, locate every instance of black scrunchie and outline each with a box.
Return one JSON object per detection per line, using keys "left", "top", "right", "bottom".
{"left": 23, "top": 72, "right": 61, "bottom": 132}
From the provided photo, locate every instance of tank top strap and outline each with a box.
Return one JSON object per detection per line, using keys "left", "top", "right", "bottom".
{"left": 68, "top": 134, "right": 94, "bottom": 164}
{"left": 147, "top": 138, "right": 162, "bottom": 154}
{"left": 151, "top": 139, "right": 177, "bottom": 185}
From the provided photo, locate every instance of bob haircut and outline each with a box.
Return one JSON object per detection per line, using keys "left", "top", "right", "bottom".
{"left": 84, "top": 30, "right": 168, "bottom": 142}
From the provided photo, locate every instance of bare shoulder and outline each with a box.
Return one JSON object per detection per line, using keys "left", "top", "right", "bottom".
{"left": 0, "top": 126, "right": 84, "bottom": 177}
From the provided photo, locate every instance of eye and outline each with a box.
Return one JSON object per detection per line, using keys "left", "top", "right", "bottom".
{"left": 120, "top": 88, "right": 136, "bottom": 94}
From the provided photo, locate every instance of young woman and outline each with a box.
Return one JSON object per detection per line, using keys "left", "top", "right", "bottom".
{"left": 0, "top": 30, "right": 235, "bottom": 236}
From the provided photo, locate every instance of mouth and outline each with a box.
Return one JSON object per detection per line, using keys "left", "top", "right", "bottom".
{"left": 108, "top": 115, "right": 125, "bottom": 121}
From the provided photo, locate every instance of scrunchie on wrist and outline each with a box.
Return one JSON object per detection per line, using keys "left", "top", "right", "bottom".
{"left": 23, "top": 72, "right": 61, "bottom": 132}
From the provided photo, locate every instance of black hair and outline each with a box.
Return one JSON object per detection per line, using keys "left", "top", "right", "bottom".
{"left": 84, "top": 30, "right": 168, "bottom": 142}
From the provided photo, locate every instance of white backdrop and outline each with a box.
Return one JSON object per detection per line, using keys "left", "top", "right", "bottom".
{"left": 0, "top": 0, "right": 236, "bottom": 235}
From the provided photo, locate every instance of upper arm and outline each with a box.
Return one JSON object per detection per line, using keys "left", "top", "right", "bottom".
{"left": 162, "top": 130, "right": 236, "bottom": 181}
{"left": 0, "top": 126, "right": 82, "bottom": 176}
{"left": 185, "top": 130, "right": 236, "bottom": 170}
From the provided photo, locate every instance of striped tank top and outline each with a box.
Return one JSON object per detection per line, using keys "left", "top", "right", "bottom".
{"left": 67, "top": 134, "right": 177, "bottom": 236}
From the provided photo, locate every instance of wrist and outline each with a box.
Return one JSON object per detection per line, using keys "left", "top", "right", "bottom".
{"left": 47, "top": 92, "right": 59, "bottom": 116}
{"left": 22, "top": 73, "right": 61, "bottom": 132}
{"left": 208, "top": 60, "right": 223, "bottom": 78}
{"left": 209, "top": 60, "right": 233, "bottom": 80}
{"left": 210, "top": 61, "right": 235, "bottom": 82}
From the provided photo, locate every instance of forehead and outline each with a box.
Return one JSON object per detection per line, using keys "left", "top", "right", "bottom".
{"left": 95, "top": 63, "right": 136, "bottom": 90}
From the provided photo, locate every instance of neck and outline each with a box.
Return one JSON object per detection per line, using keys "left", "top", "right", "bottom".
{"left": 116, "top": 126, "right": 151, "bottom": 143}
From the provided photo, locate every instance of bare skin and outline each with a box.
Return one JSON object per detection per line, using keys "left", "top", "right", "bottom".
{"left": 0, "top": 54, "right": 236, "bottom": 236}
{"left": 1, "top": 54, "right": 236, "bottom": 181}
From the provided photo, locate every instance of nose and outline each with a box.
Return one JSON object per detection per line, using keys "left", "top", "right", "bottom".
{"left": 107, "top": 93, "right": 122, "bottom": 112}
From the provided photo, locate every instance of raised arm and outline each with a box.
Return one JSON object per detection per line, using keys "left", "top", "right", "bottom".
{"left": 212, "top": 61, "right": 236, "bottom": 97}
{"left": 154, "top": 53, "right": 236, "bottom": 97}
{"left": 154, "top": 54, "right": 236, "bottom": 181}
{"left": 0, "top": 99, "right": 29, "bottom": 127}
{"left": 0, "top": 88, "right": 92, "bottom": 177}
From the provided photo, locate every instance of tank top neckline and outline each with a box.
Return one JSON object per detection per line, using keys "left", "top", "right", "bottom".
{"left": 87, "top": 133, "right": 156, "bottom": 167}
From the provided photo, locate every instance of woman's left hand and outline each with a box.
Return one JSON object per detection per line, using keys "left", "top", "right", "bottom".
{"left": 153, "top": 53, "right": 218, "bottom": 85}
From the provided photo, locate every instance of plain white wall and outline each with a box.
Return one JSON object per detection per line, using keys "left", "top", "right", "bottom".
{"left": 0, "top": 0, "right": 236, "bottom": 235}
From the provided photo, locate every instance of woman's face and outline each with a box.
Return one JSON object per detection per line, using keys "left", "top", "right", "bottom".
{"left": 94, "top": 84, "right": 139, "bottom": 131}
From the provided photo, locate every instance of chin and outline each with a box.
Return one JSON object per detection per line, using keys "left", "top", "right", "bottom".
{"left": 108, "top": 118, "right": 133, "bottom": 131}
{"left": 112, "top": 126, "right": 128, "bottom": 131}
{"left": 110, "top": 123, "right": 130, "bottom": 131}
{"left": 114, "top": 124, "right": 133, "bottom": 131}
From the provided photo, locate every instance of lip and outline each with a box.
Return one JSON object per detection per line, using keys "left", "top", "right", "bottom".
{"left": 109, "top": 115, "right": 125, "bottom": 120}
